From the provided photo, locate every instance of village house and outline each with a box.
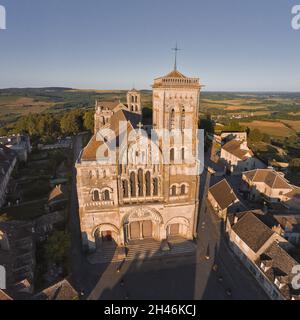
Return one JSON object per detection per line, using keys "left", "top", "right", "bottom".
{"left": 0, "top": 220, "right": 35, "bottom": 299}
{"left": 207, "top": 179, "right": 240, "bottom": 220}
{"left": 32, "top": 278, "right": 78, "bottom": 300}
{"left": 0, "top": 145, "right": 17, "bottom": 208}
{"left": 242, "top": 169, "right": 294, "bottom": 204}
{"left": 226, "top": 210, "right": 299, "bottom": 300}
{"left": 281, "top": 186, "right": 300, "bottom": 210}
{"left": 47, "top": 184, "right": 68, "bottom": 212}
{"left": 220, "top": 131, "right": 266, "bottom": 174}
{"left": 270, "top": 212, "right": 300, "bottom": 245}
{"left": 0, "top": 134, "right": 31, "bottom": 162}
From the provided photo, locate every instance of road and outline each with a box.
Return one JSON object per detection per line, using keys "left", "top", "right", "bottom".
{"left": 68, "top": 136, "right": 268, "bottom": 300}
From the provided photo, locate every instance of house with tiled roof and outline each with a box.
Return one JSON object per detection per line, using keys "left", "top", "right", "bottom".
{"left": 207, "top": 179, "right": 240, "bottom": 220}
{"left": 32, "top": 279, "right": 78, "bottom": 300}
{"left": 0, "top": 220, "right": 35, "bottom": 299}
{"left": 0, "top": 134, "right": 31, "bottom": 162}
{"left": 281, "top": 186, "right": 300, "bottom": 210}
{"left": 226, "top": 210, "right": 299, "bottom": 300}
{"left": 255, "top": 241, "right": 300, "bottom": 300}
{"left": 227, "top": 210, "right": 287, "bottom": 262}
{"left": 220, "top": 132, "right": 265, "bottom": 174}
{"left": 0, "top": 289, "right": 12, "bottom": 300}
{"left": 242, "top": 169, "right": 294, "bottom": 204}
{"left": 0, "top": 144, "right": 17, "bottom": 208}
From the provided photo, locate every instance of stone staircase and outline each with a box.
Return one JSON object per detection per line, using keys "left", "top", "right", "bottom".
{"left": 125, "top": 237, "right": 196, "bottom": 261}
{"left": 125, "top": 239, "right": 162, "bottom": 261}
{"left": 88, "top": 244, "right": 126, "bottom": 264}
{"left": 88, "top": 237, "right": 197, "bottom": 264}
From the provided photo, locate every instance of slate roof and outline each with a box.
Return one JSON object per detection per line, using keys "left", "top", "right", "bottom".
{"left": 209, "top": 179, "right": 238, "bottom": 210}
{"left": 232, "top": 211, "right": 274, "bottom": 253}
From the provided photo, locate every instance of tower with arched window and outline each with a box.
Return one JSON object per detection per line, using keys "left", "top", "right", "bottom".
{"left": 127, "top": 89, "right": 141, "bottom": 114}
{"left": 76, "top": 67, "right": 202, "bottom": 255}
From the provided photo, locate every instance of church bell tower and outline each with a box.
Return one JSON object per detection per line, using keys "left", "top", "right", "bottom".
{"left": 127, "top": 89, "right": 141, "bottom": 114}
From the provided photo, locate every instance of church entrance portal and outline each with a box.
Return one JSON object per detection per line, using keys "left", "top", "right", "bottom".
{"left": 168, "top": 223, "right": 180, "bottom": 236}
{"left": 101, "top": 230, "right": 113, "bottom": 241}
{"left": 129, "top": 220, "right": 153, "bottom": 240}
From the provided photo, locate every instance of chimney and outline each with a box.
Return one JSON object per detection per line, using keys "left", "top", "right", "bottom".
{"left": 233, "top": 215, "right": 238, "bottom": 225}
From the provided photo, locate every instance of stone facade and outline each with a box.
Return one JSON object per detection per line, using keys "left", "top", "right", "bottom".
{"left": 76, "top": 69, "right": 202, "bottom": 252}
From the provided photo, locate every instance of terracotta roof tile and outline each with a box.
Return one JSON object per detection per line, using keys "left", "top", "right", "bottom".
{"left": 222, "top": 139, "right": 253, "bottom": 160}
{"left": 209, "top": 179, "right": 238, "bottom": 210}
{"left": 232, "top": 211, "right": 274, "bottom": 252}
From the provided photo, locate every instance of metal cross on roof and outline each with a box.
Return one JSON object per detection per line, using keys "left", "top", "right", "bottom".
{"left": 137, "top": 122, "right": 143, "bottom": 130}
{"left": 172, "top": 43, "right": 181, "bottom": 71}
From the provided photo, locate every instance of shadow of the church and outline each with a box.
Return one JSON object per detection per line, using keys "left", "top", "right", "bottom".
{"left": 69, "top": 129, "right": 268, "bottom": 301}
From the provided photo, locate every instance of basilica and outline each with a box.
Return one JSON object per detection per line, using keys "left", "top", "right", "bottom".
{"left": 76, "top": 68, "right": 202, "bottom": 252}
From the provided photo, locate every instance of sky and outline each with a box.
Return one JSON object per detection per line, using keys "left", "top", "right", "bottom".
{"left": 0, "top": 0, "right": 299, "bottom": 91}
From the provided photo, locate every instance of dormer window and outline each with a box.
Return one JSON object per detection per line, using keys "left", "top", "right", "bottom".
{"left": 260, "top": 254, "right": 273, "bottom": 272}
{"left": 274, "top": 275, "right": 288, "bottom": 290}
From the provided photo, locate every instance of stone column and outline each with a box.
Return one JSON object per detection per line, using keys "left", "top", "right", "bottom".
{"left": 139, "top": 221, "right": 143, "bottom": 239}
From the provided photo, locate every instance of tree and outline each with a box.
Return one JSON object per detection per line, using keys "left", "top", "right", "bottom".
{"left": 83, "top": 110, "right": 94, "bottom": 132}
{"left": 248, "top": 129, "right": 263, "bottom": 143}
{"left": 44, "top": 231, "right": 70, "bottom": 264}
{"left": 200, "top": 117, "right": 214, "bottom": 134}
{"left": 60, "top": 112, "right": 81, "bottom": 135}
{"left": 223, "top": 120, "right": 244, "bottom": 132}
{"left": 0, "top": 126, "right": 9, "bottom": 136}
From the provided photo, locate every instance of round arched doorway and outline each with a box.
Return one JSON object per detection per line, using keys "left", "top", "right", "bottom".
{"left": 93, "top": 223, "right": 120, "bottom": 250}
{"left": 166, "top": 216, "right": 190, "bottom": 239}
{"left": 122, "top": 207, "right": 163, "bottom": 243}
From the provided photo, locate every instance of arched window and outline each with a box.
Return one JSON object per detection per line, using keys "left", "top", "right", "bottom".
{"left": 181, "top": 108, "right": 185, "bottom": 130}
{"left": 138, "top": 169, "right": 143, "bottom": 196}
{"left": 145, "top": 171, "right": 151, "bottom": 196}
{"left": 170, "top": 108, "right": 175, "bottom": 130}
{"left": 93, "top": 190, "right": 100, "bottom": 201}
{"left": 170, "top": 148, "right": 175, "bottom": 163}
{"left": 130, "top": 172, "right": 136, "bottom": 197}
{"left": 103, "top": 190, "right": 110, "bottom": 201}
{"left": 180, "top": 184, "right": 186, "bottom": 195}
{"left": 171, "top": 185, "right": 177, "bottom": 196}
{"left": 153, "top": 178, "right": 158, "bottom": 196}
{"left": 122, "top": 180, "right": 129, "bottom": 198}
